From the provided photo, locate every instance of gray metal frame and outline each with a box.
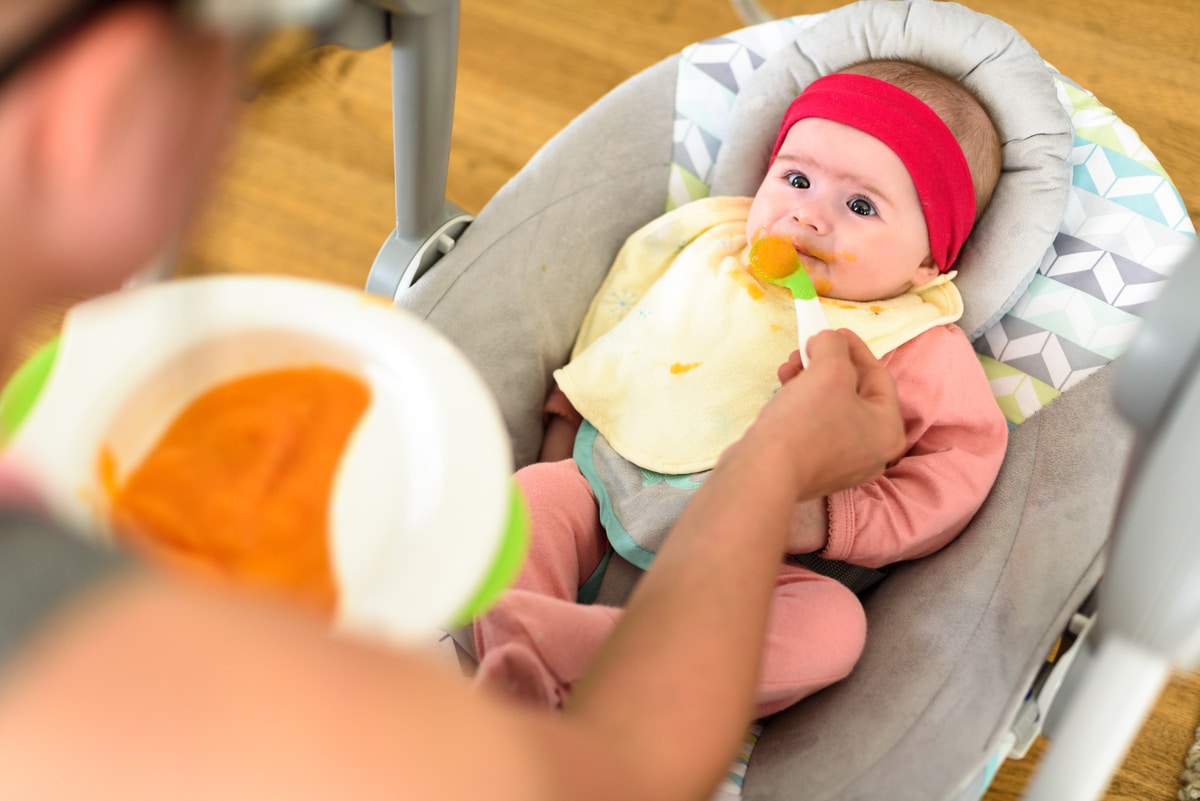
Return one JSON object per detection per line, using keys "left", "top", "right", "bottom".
{"left": 330, "top": 1, "right": 473, "bottom": 301}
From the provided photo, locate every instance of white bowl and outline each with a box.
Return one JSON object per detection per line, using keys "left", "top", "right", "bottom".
{"left": 3, "top": 275, "right": 524, "bottom": 643}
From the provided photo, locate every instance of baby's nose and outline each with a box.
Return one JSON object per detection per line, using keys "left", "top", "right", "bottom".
{"left": 789, "top": 201, "right": 830, "bottom": 234}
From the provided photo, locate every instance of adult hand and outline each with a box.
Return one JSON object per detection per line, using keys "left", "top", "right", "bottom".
{"left": 746, "top": 329, "right": 906, "bottom": 500}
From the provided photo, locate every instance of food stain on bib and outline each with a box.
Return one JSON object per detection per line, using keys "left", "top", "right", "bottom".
{"left": 729, "top": 269, "right": 766, "bottom": 300}
{"left": 102, "top": 366, "right": 371, "bottom": 617}
{"left": 670, "top": 362, "right": 702, "bottom": 375}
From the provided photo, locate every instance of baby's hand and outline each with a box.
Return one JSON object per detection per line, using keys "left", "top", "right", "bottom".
{"left": 539, "top": 415, "right": 580, "bottom": 462}
{"left": 776, "top": 349, "right": 805, "bottom": 385}
{"left": 538, "top": 385, "right": 584, "bottom": 462}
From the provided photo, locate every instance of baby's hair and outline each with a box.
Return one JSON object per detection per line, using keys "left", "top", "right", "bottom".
{"left": 839, "top": 59, "right": 1001, "bottom": 221}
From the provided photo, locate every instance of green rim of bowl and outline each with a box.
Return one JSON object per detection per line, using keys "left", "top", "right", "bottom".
{"left": 451, "top": 480, "right": 530, "bottom": 625}
{"left": 0, "top": 337, "right": 60, "bottom": 446}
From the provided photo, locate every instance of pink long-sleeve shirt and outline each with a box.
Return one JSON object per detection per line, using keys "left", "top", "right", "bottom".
{"left": 822, "top": 323, "right": 1007, "bottom": 568}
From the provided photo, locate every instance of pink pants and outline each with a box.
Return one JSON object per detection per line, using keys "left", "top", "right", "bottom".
{"left": 474, "top": 459, "right": 867, "bottom": 718}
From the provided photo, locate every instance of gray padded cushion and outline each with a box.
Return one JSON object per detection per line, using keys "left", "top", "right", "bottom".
{"left": 398, "top": 57, "right": 680, "bottom": 468}
{"left": 744, "top": 367, "right": 1130, "bottom": 800}
{"left": 398, "top": 4, "right": 1117, "bottom": 799}
{"left": 711, "top": 0, "right": 1073, "bottom": 340}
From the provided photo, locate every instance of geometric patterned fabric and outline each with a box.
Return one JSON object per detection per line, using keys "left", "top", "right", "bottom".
{"left": 669, "top": 17, "right": 1197, "bottom": 429}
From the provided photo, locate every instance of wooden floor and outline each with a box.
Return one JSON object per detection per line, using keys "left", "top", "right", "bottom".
{"left": 11, "top": 0, "right": 1200, "bottom": 797}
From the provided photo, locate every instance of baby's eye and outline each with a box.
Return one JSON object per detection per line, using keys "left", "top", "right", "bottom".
{"left": 847, "top": 197, "right": 876, "bottom": 216}
{"left": 786, "top": 172, "right": 810, "bottom": 190}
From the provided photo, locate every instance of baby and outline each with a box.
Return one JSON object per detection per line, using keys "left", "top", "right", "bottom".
{"left": 473, "top": 60, "right": 1009, "bottom": 717}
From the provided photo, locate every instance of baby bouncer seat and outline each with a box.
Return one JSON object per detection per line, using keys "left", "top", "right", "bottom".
{"left": 389, "top": 1, "right": 1197, "bottom": 798}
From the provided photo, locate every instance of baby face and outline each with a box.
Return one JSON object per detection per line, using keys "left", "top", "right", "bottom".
{"left": 746, "top": 117, "right": 940, "bottom": 302}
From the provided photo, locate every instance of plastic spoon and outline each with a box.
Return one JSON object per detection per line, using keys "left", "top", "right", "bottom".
{"left": 749, "top": 235, "right": 830, "bottom": 367}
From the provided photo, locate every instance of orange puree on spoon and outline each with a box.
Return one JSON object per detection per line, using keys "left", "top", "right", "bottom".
{"left": 103, "top": 366, "right": 371, "bottom": 617}
{"left": 748, "top": 235, "right": 801, "bottom": 282}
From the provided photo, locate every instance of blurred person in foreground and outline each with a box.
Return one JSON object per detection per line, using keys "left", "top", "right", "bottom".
{"left": 0, "top": 3, "right": 906, "bottom": 800}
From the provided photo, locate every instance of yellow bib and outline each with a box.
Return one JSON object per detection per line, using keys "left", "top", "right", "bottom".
{"left": 556, "top": 196, "right": 962, "bottom": 473}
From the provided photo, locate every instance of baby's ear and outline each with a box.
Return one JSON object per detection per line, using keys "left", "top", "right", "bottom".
{"left": 909, "top": 256, "right": 941, "bottom": 287}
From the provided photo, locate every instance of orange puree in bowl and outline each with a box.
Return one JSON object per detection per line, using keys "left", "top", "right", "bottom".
{"left": 104, "top": 366, "right": 371, "bottom": 617}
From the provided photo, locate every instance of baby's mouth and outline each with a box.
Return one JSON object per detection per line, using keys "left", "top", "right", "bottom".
{"left": 792, "top": 241, "right": 839, "bottom": 268}
{"left": 793, "top": 247, "right": 818, "bottom": 270}
{"left": 792, "top": 247, "right": 829, "bottom": 283}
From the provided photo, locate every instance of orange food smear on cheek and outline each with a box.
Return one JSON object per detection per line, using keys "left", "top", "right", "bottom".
{"left": 105, "top": 367, "right": 370, "bottom": 617}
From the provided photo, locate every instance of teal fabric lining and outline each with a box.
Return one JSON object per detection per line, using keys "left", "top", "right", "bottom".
{"left": 575, "top": 546, "right": 613, "bottom": 605}
{"left": 573, "top": 420, "right": 657, "bottom": 570}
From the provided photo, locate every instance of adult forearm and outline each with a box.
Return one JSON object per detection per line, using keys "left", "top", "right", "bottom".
{"left": 557, "top": 331, "right": 904, "bottom": 801}
{"left": 786, "top": 495, "right": 830, "bottom": 554}
{"left": 563, "top": 434, "right": 806, "bottom": 801}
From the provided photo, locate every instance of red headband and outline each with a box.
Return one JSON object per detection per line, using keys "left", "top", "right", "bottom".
{"left": 770, "top": 73, "right": 976, "bottom": 272}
